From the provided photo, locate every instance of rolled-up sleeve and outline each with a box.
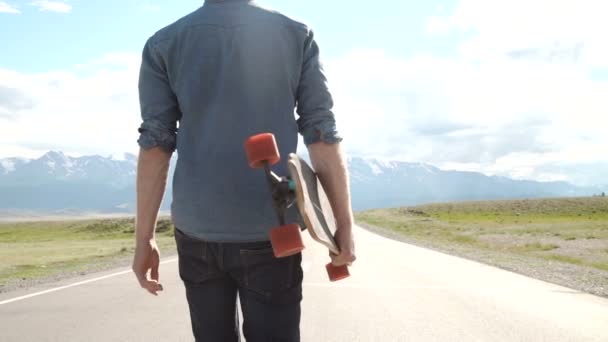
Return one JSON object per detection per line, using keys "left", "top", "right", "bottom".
{"left": 296, "top": 29, "right": 343, "bottom": 146}
{"left": 137, "top": 37, "right": 181, "bottom": 152}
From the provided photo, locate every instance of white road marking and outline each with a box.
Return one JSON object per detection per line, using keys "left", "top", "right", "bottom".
{"left": 0, "top": 258, "right": 178, "bottom": 306}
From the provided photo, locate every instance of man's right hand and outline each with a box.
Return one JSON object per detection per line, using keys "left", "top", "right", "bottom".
{"left": 307, "top": 142, "right": 357, "bottom": 268}
{"left": 330, "top": 227, "right": 356, "bottom": 267}
{"left": 133, "top": 147, "right": 171, "bottom": 296}
{"left": 132, "top": 239, "right": 163, "bottom": 296}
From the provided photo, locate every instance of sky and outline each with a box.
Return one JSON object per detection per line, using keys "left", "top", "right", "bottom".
{"left": 1, "top": 0, "right": 607, "bottom": 186}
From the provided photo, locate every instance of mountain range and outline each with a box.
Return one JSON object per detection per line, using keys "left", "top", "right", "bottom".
{"left": 0, "top": 151, "right": 604, "bottom": 215}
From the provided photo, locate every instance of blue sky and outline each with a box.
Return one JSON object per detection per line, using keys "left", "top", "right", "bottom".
{"left": 0, "top": 0, "right": 461, "bottom": 72}
{"left": 1, "top": 0, "right": 607, "bottom": 186}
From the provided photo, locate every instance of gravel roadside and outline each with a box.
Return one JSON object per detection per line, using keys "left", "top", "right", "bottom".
{"left": 359, "top": 222, "right": 608, "bottom": 298}
{"left": 0, "top": 248, "right": 177, "bottom": 294}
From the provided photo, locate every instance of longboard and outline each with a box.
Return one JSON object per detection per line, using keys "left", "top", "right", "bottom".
{"left": 287, "top": 153, "right": 340, "bottom": 255}
{"left": 244, "top": 133, "right": 349, "bottom": 281}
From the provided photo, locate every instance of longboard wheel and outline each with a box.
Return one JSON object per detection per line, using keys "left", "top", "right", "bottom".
{"left": 326, "top": 263, "right": 350, "bottom": 282}
{"left": 244, "top": 133, "right": 280, "bottom": 168}
{"left": 269, "top": 224, "right": 305, "bottom": 258}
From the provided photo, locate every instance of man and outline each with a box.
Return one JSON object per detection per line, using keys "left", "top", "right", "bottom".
{"left": 132, "top": 0, "right": 355, "bottom": 341}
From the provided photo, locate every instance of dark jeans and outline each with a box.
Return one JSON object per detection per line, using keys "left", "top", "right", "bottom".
{"left": 174, "top": 228, "right": 303, "bottom": 342}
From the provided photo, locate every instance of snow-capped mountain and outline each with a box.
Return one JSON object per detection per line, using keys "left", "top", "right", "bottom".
{"left": 0, "top": 157, "right": 28, "bottom": 175}
{"left": 0, "top": 152, "right": 603, "bottom": 213}
{"left": 0, "top": 151, "right": 137, "bottom": 187}
{"left": 348, "top": 157, "right": 600, "bottom": 210}
{"left": 0, "top": 152, "right": 146, "bottom": 212}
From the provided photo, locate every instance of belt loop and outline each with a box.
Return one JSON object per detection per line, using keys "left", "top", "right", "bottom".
{"left": 218, "top": 243, "right": 224, "bottom": 270}
{"left": 201, "top": 240, "right": 207, "bottom": 261}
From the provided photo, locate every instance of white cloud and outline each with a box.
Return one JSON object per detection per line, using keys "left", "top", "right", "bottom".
{"left": 30, "top": 0, "right": 72, "bottom": 13}
{"left": 0, "top": 1, "right": 19, "bottom": 13}
{"left": 321, "top": 0, "right": 608, "bottom": 186}
{"left": 324, "top": 47, "right": 608, "bottom": 186}
{"left": 429, "top": 0, "right": 608, "bottom": 68}
{"left": 426, "top": 16, "right": 451, "bottom": 35}
{"left": 1, "top": 47, "right": 606, "bottom": 186}
{"left": 0, "top": 53, "right": 142, "bottom": 159}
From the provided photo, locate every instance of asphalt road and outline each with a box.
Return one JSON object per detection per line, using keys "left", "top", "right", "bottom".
{"left": 1, "top": 225, "right": 607, "bottom": 341}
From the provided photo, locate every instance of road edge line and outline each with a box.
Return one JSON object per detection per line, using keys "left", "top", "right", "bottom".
{"left": 0, "top": 258, "right": 178, "bottom": 305}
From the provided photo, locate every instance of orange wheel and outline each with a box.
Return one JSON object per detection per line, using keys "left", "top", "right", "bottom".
{"left": 269, "top": 224, "right": 305, "bottom": 258}
{"left": 326, "top": 263, "right": 350, "bottom": 282}
{"left": 244, "top": 133, "right": 280, "bottom": 168}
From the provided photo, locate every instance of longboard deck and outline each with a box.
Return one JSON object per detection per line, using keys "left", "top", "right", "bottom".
{"left": 287, "top": 153, "right": 339, "bottom": 255}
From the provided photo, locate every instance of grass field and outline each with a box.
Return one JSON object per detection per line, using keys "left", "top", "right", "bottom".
{"left": 356, "top": 197, "right": 608, "bottom": 295}
{"left": 2, "top": 197, "right": 607, "bottom": 295}
{"left": 0, "top": 217, "right": 176, "bottom": 290}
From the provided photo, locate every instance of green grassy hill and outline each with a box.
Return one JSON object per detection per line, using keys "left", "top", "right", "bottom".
{"left": 0, "top": 217, "right": 175, "bottom": 291}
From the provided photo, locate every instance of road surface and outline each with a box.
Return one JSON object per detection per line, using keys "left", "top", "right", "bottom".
{"left": 1, "top": 225, "right": 607, "bottom": 341}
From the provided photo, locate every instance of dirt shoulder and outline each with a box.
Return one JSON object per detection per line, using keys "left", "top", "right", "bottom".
{"left": 359, "top": 222, "right": 608, "bottom": 298}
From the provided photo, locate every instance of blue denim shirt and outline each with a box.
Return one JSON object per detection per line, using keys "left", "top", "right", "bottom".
{"left": 137, "top": 0, "right": 342, "bottom": 242}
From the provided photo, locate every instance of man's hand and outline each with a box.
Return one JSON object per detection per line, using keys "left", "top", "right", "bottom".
{"left": 132, "top": 239, "right": 163, "bottom": 296}
{"left": 330, "top": 226, "right": 356, "bottom": 267}
{"left": 307, "top": 142, "right": 357, "bottom": 268}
